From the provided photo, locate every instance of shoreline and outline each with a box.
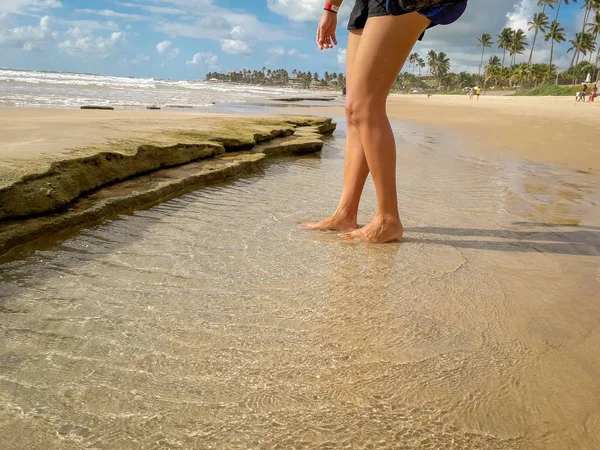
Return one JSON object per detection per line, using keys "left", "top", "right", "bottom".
{"left": 313, "top": 94, "right": 599, "bottom": 174}
{"left": 0, "top": 109, "right": 335, "bottom": 259}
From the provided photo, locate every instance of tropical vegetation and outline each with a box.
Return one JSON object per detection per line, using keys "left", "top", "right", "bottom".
{"left": 205, "top": 0, "right": 600, "bottom": 95}
{"left": 205, "top": 69, "right": 346, "bottom": 91}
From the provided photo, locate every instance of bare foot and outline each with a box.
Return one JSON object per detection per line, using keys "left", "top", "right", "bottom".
{"left": 340, "top": 217, "right": 404, "bottom": 243}
{"left": 301, "top": 215, "right": 358, "bottom": 232}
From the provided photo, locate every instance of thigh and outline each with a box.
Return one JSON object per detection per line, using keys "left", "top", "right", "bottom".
{"left": 346, "top": 29, "right": 363, "bottom": 85}
{"left": 348, "top": 13, "right": 430, "bottom": 103}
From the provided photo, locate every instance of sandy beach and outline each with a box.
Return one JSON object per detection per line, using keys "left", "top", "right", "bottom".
{"left": 316, "top": 94, "right": 600, "bottom": 174}
{"left": 0, "top": 105, "right": 599, "bottom": 449}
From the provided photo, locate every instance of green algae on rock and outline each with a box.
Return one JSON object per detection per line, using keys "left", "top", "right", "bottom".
{"left": 0, "top": 115, "right": 335, "bottom": 221}
{"left": 0, "top": 115, "right": 335, "bottom": 258}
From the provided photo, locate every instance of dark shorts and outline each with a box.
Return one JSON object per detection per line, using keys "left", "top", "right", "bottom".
{"left": 348, "top": 0, "right": 467, "bottom": 40}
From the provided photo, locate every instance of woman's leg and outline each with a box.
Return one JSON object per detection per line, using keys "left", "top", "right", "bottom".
{"left": 302, "top": 29, "right": 369, "bottom": 231}
{"left": 341, "top": 13, "right": 431, "bottom": 243}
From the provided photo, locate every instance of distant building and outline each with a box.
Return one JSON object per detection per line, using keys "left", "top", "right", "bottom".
{"left": 416, "top": 74, "right": 434, "bottom": 81}
{"left": 288, "top": 77, "right": 301, "bottom": 88}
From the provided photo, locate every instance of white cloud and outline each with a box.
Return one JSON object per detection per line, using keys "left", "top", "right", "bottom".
{"left": 266, "top": 0, "right": 322, "bottom": 21}
{"left": 118, "top": 2, "right": 185, "bottom": 16}
{"left": 268, "top": 46, "right": 286, "bottom": 56}
{"left": 147, "top": 1, "right": 296, "bottom": 44}
{"left": 74, "top": 9, "right": 147, "bottom": 21}
{"left": 0, "top": 12, "right": 9, "bottom": 28}
{"left": 268, "top": 46, "right": 310, "bottom": 59}
{"left": 288, "top": 48, "right": 310, "bottom": 58}
{"left": 156, "top": 40, "right": 171, "bottom": 54}
{"left": 506, "top": 0, "right": 536, "bottom": 33}
{"left": 186, "top": 51, "right": 219, "bottom": 69}
{"left": 0, "top": 15, "right": 53, "bottom": 50}
{"left": 229, "top": 25, "right": 246, "bottom": 40}
{"left": 59, "top": 31, "right": 123, "bottom": 58}
{"left": 221, "top": 39, "right": 252, "bottom": 55}
{"left": 267, "top": 0, "right": 352, "bottom": 21}
{"left": 0, "top": 0, "right": 62, "bottom": 15}
{"left": 337, "top": 47, "right": 347, "bottom": 67}
{"left": 56, "top": 18, "right": 119, "bottom": 33}
{"left": 67, "top": 26, "right": 89, "bottom": 39}
{"left": 156, "top": 39, "right": 180, "bottom": 59}
{"left": 122, "top": 53, "right": 149, "bottom": 64}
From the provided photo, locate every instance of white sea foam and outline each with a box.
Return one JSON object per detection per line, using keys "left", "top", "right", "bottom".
{"left": 0, "top": 68, "right": 313, "bottom": 109}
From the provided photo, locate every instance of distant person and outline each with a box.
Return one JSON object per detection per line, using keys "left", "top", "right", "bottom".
{"left": 468, "top": 88, "right": 474, "bottom": 100}
{"left": 304, "top": 0, "right": 468, "bottom": 242}
{"left": 589, "top": 84, "right": 597, "bottom": 102}
{"left": 476, "top": 86, "right": 481, "bottom": 99}
{"left": 577, "top": 84, "right": 588, "bottom": 102}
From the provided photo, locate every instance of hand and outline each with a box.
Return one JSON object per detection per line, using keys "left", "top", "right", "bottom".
{"left": 316, "top": 10, "right": 338, "bottom": 50}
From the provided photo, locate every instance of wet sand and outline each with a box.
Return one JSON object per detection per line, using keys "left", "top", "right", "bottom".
{"left": 316, "top": 94, "right": 600, "bottom": 174}
{"left": 1, "top": 109, "right": 600, "bottom": 449}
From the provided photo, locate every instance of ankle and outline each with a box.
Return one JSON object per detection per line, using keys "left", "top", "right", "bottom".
{"left": 334, "top": 207, "right": 358, "bottom": 222}
{"left": 374, "top": 212, "right": 402, "bottom": 224}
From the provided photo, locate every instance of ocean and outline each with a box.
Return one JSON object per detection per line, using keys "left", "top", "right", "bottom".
{"left": 0, "top": 68, "right": 311, "bottom": 110}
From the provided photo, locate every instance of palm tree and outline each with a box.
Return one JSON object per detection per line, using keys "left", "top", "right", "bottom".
{"left": 426, "top": 49, "right": 437, "bottom": 75}
{"left": 497, "top": 28, "right": 513, "bottom": 67}
{"left": 509, "top": 29, "right": 528, "bottom": 66}
{"left": 488, "top": 55, "right": 502, "bottom": 67}
{"left": 554, "top": 0, "right": 578, "bottom": 23}
{"left": 417, "top": 57, "right": 426, "bottom": 75}
{"left": 528, "top": 13, "right": 550, "bottom": 64}
{"left": 477, "top": 33, "right": 493, "bottom": 76}
{"left": 538, "top": 0, "right": 555, "bottom": 13}
{"left": 544, "top": 20, "right": 567, "bottom": 80}
{"left": 524, "top": 63, "right": 548, "bottom": 86}
{"left": 588, "top": 10, "right": 600, "bottom": 67}
{"left": 574, "top": 0, "right": 600, "bottom": 65}
{"left": 408, "top": 52, "right": 419, "bottom": 73}
{"left": 430, "top": 51, "right": 451, "bottom": 88}
{"left": 510, "top": 63, "right": 532, "bottom": 87}
{"left": 568, "top": 32, "right": 596, "bottom": 66}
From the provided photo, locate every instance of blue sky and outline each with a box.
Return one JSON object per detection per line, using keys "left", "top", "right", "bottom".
{"left": 0, "top": 0, "right": 587, "bottom": 79}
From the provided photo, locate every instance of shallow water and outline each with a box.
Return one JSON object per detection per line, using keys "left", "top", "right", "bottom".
{"left": 1, "top": 119, "right": 600, "bottom": 449}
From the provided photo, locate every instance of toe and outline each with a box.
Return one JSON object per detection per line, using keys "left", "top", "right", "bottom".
{"left": 339, "top": 230, "right": 360, "bottom": 240}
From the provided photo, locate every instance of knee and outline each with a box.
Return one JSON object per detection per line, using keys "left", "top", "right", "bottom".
{"left": 344, "top": 97, "right": 381, "bottom": 128}
{"left": 345, "top": 98, "right": 364, "bottom": 128}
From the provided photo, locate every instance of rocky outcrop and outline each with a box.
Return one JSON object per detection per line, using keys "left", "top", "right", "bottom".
{"left": 0, "top": 142, "right": 225, "bottom": 221}
{"left": 0, "top": 115, "right": 336, "bottom": 258}
{"left": 81, "top": 106, "right": 114, "bottom": 110}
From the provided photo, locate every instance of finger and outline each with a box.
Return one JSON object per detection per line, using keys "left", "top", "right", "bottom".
{"left": 319, "top": 32, "right": 327, "bottom": 50}
{"left": 325, "top": 35, "right": 332, "bottom": 49}
{"left": 316, "top": 28, "right": 322, "bottom": 49}
{"left": 332, "top": 33, "right": 338, "bottom": 46}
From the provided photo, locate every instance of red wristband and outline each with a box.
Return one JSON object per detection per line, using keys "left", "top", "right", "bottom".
{"left": 324, "top": 2, "right": 340, "bottom": 13}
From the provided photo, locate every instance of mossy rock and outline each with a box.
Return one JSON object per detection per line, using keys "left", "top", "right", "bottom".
{"left": 0, "top": 115, "right": 336, "bottom": 222}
